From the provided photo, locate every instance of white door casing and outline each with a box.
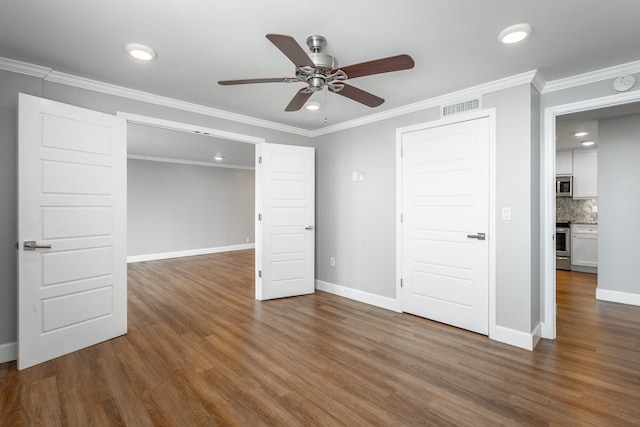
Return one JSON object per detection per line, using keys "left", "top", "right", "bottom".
{"left": 400, "top": 114, "right": 491, "bottom": 335}
{"left": 256, "top": 142, "right": 315, "bottom": 300}
{"left": 18, "top": 93, "right": 127, "bottom": 369}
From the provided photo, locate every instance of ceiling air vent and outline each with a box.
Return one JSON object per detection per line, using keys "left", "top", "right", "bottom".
{"left": 441, "top": 98, "right": 481, "bottom": 118}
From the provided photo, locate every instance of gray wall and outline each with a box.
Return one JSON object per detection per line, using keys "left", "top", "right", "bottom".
{"left": 128, "top": 159, "right": 255, "bottom": 256}
{"left": 311, "top": 83, "right": 541, "bottom": 334}
{"left": 598, "top": 114, "right": 640, "bottom": 295}
{"left": 0, "top": 71, "right": 43, "bottom": 345}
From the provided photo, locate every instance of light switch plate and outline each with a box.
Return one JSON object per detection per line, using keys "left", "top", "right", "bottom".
{"left": 502, "top": 207, "right": 512, "bottom": 220}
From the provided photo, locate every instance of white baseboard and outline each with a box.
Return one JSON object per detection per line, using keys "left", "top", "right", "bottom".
{"left": 127, "top": 243, "right": 255, "bottom": 263}
{"left": 0, "top": 341, "right": 17, "bottom": 363}
{"left": 596, "top": 288, "right": 640, "bottom": 306}
{"left": 315, "top": 280, "right": 401, "bottom": 312}
{"left": 491, "top": 323, "right": 542, "bottom": 351}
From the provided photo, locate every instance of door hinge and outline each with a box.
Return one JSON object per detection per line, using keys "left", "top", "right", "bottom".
{"left": 258, "top": 213, "right": 262, "bottom": 221}
{"left": 15, "top": 241, "right": 19, "bottom": 250}
{"left": 258, "top": 270, "right": 262, "bottom": 278}
{"left": 258, "top": 156, "right": 262, "bottom": 164}
{"left": 401, "top": 147, "right": 403, "bottom": 158}
{"left": 400, "top": 278, "right": 403, "bottom": 288}
{"left": 400, "top": 213, "right": 403, "bottom": 223}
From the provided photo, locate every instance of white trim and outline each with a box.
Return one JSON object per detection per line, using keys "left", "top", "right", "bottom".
{"left": 118, "top": 113, "right": 265, "bottom": 144}
{"left": 596, "top": 289, "right": 640, "bottom": 306}
{"left": 313, "top": 70, "right": 539, "bottom": 137}
{"left": 542, "top": 89, "right": 640, "bottom": 340}
{"left": 45, "top": 71, "right": 310, "bottom": 136}
{"left": 315, "top": 280, "right": 401, "bottom": 312}
{"left": 0, "top": 341, "right": 17, "bottom": 363}
{"left": 2, "top": 55, "right": 540, "bottom": 138}
{"left": 127, "top": 243, "right": 255, "bottom": 263}
{"left": 127, "top": 154, "right": 255, "bottom": 170}
{"left": 395, "top": 108, "right": 497, "bottom": 338}
{"left": 542, "top": 60, "right": 640, "bottom": 93}
{"left": 0, "top": 57, "right": 50, "bottom": 78}
{"left": 492, "top": 324, "right": 542, "bottom": 351}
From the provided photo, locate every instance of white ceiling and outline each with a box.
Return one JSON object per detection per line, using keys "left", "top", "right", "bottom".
{"left": 2, "top": 0, "right": 640, "bottom": 133}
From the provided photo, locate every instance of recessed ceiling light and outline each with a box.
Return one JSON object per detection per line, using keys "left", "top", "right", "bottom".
{"left": 498, "top": 23, "right": 532, "bottom": 44}
{"left": 305, "top": 101, "right": 321, "bottom": 111}
{"left": 574, "top": 131, "right": 588, "bottom": 137}
{"left": 214, "top": 155, "right": 225, "bottom": 161}
{"left": 126, "top": 43, "right": 157, "bottom": 61}
{"left": 581, "top": 141, "right": 596, "bottom": 146}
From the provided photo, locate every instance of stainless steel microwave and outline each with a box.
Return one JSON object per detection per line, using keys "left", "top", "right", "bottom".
{"left": 556, "top": 176, "right": 572, "bottom": 197}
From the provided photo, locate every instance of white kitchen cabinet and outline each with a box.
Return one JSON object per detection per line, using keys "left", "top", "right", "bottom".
{"left": 572, "top": 149, "right": 597, "bottom": 198}
{"left": 556, "top": 150, "right": 573, "bottom": 175}
{"left": 572, "top": 224, "right": 598, "bottom": 268}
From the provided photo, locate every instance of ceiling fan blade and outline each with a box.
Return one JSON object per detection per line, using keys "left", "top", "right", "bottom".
{"left": 285, "top": 89, "right": 313, "bottom": 112}
{"left": 266, "top": 34, "right": 315, "bottom": 68}
{"left": 334, "top": 83, "right": 384, "bottom": 107}
{"left": 336, "top": 54, "right": 415, "bottom": 79}
{"left": 218, "top": 77, "right": 297, "bottom": 85}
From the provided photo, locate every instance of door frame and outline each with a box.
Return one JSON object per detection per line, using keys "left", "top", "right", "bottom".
{"left": 541, "top": 89, "right": 640, "bottom": 340}
{"left": 116, "top": 112, "right": 265, "bottom": 297}
{"left": 396, "top": 108, "right": 497, "bottom": 338}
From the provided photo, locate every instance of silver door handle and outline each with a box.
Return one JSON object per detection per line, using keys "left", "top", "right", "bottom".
{"left": 467, "top": 233, "right": 486, "bottom": 240}
{"left": 23, "top": 241, "right": 52, "bottom": 250}
{"left": 305, "top": 226, "right": 314, "bottom": 230}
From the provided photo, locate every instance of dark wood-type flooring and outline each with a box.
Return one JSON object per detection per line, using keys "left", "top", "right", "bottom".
{"left": 2, "top": 251, "right": 640, "bottom": 426}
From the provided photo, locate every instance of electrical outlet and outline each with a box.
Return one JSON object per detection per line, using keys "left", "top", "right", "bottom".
{"left": 330, "top": 257, "right": 335, "bottom": 267}
{"left": 359, "top": 171, "right": 365, "bottom": 180}
{"left": 592, "top": 205, "right": 598, "bottom": 213}
{"left": 352, "top": 171, "right": 358, "bottom": 181}
{"left": 246, "top": 237, "right": 250, "bottom": 243}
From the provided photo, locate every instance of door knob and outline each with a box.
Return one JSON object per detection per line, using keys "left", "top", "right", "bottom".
{"left": 23, "top": 241, "right": 52, "bottom": 251}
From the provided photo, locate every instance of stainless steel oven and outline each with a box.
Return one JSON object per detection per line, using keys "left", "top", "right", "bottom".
{"left": 556, "top": 221, "right": 571, "bottom": 270}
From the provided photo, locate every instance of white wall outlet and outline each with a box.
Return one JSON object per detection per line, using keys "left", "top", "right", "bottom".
{"left": 592, "top": 205, "right": 598, "bottom": 213}
{"left": 330, "top": 257, "right": 335, "bottom": 267}
{"left": 359, "top": 171, "right": 365, "bottom": 181}
{"left": 246, "top": 237, "right": 250, "bottom": 243}
{"left": 352, "top": 171, "right": 358, "bottom": 181}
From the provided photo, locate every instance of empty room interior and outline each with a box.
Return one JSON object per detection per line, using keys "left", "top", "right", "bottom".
{"left": 1, "top": 1, "right": 640, "bottom": 425}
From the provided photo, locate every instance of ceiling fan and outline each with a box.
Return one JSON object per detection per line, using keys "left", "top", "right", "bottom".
{"left": 218, "top": 34, "right": 415, "bottom": 112}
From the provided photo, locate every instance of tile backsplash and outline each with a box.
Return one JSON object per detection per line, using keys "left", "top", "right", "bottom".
{"left": 556, "top": 198, "right": 598, "bottom": 223}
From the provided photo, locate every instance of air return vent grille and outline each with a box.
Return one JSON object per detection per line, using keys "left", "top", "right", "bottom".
{"left": 441, "top": 98, "right": 481, "bottom": 117}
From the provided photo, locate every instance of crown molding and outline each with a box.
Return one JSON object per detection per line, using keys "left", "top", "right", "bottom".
{"left": 44, "top": 70, "right": 312, "bottom": 137}
{"left": 542, "top": 60, "right": 640, "bottom": 93}
{"left": 311, "top": 70, "right": 540, "bottom": 137}
{"left": 0, "top": 57, "right": 51, "bottom": 78}
{"left": 127, "top": 154, "right": 255, "bottom": 170}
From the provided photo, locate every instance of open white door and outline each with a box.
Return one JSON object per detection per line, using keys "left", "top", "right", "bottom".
{"left": 18, "top": 93, "right": 127, "bottom": 369}
{"left": 401, "top": 116, "right": 490, "bottom": 335}
{"left": 256, "top": 142, "right": 315, "bottom": 300}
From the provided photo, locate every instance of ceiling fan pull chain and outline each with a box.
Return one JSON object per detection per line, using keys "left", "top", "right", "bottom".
{"left": 324, "top": 86, "right": 328, "bottom": 124}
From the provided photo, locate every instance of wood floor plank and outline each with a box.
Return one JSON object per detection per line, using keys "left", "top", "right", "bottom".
{"left": 2, "top": 253, "right": 640, "bottom": 425}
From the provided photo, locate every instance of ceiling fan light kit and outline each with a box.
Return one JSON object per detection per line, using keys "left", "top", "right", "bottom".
{"left": 218, "top": 34, "right": 415, "bottom": 112}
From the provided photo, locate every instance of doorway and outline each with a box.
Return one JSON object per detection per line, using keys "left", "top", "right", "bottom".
{"left": 542, "top": 91, "right": 640, "bottom": 339}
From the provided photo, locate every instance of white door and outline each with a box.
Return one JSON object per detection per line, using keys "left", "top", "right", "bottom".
{"left": 401, "top": 116, "right": 489, "bottom": 335}
{"left": 256, "top": 142, "right": 315, "bottom": 300}
{"left": 18, "top": 93, "right": 127, "bottom": 369}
